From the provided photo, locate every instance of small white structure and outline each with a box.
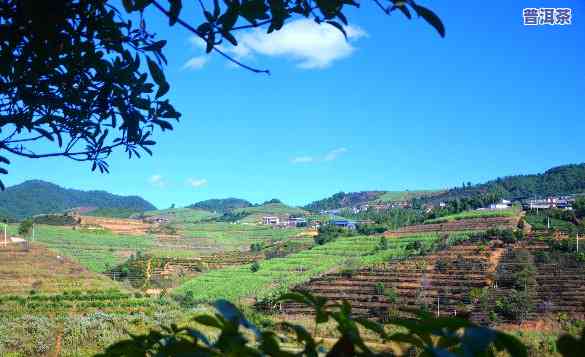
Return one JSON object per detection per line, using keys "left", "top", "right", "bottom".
{"left": 489, "top": 199, "right": 512, "bottom": 210}
{"left": 262, "top": 216, "right": 280, "bottom": 225}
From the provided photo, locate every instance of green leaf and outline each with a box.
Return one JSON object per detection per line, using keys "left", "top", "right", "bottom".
{"left": 122, "top": 0, "right": 134, "bottom": 12}
{"left": 152, "top": 119, "right": 173, "bottom": 131}
{"left": 206, "top": 32, "right": 215, "bottom": 53}
{"left": 222, "top": 30, "right": 238, "bottom": 46}
{"left": 141, "top": 40, "right": 167, "bottom": 51}
{"left": 355, "top": 318, "right": 388, "bottom": 339}
{"left": 147, "top": 57, "right": 165, "bottom": 86}
{"left": 412, "top": 4, "right": 445, "bottom": 37}
{"left": 326, "top": 20, "right": 347, "bottom": 40}
{"left": 169, "top": 0, "right": 183, "bottom": 25}
{"left": 156, "top": 81, "right": 170, "bottom": 99}
{"left": 193, "top": 314, "right": 223, "bottom": 329}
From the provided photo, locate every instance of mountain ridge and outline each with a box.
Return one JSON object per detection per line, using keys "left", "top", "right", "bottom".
{"left": 0, "top": 180, "right": 156, "bottom": 220}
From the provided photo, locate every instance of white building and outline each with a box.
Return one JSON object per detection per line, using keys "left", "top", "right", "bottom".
{"left": 262, "top": 216, "right": 280, "bottom": 225}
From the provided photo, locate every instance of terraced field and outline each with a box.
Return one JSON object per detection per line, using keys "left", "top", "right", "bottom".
{"left": 386, "top": 216, "right": 519, "bottom": 237}
{"left": 7, "top": 222, "right": 307, "bottom": 274}
{"left": 424, "top": 207, "right": 520, "bottom": 224}
{"left": 0, "top": 242, "right": 123, "bottom": 295}
{"left": 175, "top": 233, "right": 468, "bottom": 303}
{"left": 275, "top": 236, "right": 585, "bottom": 326}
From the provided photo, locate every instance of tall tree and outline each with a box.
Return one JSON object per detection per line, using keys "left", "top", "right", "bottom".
{"left": 0, "top": 0, "right": 444, "bottom": 189}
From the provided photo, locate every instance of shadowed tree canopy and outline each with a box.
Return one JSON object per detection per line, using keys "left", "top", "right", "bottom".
{"left": 0, "top": 0, "right": 444, "bottom": 189}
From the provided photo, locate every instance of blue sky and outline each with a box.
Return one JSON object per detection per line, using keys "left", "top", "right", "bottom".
{"left": 3, "top": 0, "right": 585, "bottom": 208}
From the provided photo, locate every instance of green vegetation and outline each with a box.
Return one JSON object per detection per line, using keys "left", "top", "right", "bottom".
{"left": 304, "top": 191, "right": 385, "bottom": 211}
{"left": 233, "top": 202, "right": 307, "bottom": 223}
{"left": 424, "top": 207, "right": 519, "bottom": 224}
{"left": 525, "top": 211, "right": 580, "bottom": 233}
{"left": 175, "top": 232, "right": 472, "bottom": 303}
{"left": 345, "top": 208, "right": 426, "bottom": 230}
{"left": 180, "top": 222, "right": 304, "bottom": 251}
{"left": 424, "top": 163, "right": 585, "bottom": 204}
{"left": 140, "top": 207, "right": 219, "bottom": 223}
{"left": 188, "top": 198, "right": 252, "bottom": 213}
{"left": 0, "top": 180, "right": 155, "bottom": 220}
{"left": 375, "top": 190, "right": 442, "bottom": 203}
{"left": 32, "top": 214, "right": 78, "bottom": 226}
{"left": 96, "top": 291, "right": 531, "bottom": 357}
{"left": 8, "top": 224, "right": 154, "bottom": 273}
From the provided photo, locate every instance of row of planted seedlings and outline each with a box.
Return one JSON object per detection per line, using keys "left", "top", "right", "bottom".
{"left": 0, "top": 289, "right": 161, "bottom": 314}
{"left": 256, "top": 232, "right": 479, "bottom": 315}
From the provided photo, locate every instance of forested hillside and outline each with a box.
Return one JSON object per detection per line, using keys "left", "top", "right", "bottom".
{"left": 0, "top": 180, "right": 156, "bottom": 220}
{"left": 423, "top": 163, "right": 585, "bottom": 204}
{"left": 304, "top": 191, "right": 385, "bottom": 211}
{"left": 188, "top": 198, "right": 252, "bottom": 213}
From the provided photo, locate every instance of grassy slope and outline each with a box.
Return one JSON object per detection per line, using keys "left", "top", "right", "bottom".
{"left": 142, "top": 207, "right": 219, "bottom": 223}
{"left": 0, "top": 243, "right": 124, "bottom": 295}
{"left": 175, "top": 233, "right": 467, "bottom": 302}
{"left": 9, "top": 224, "right": 154, "bottom": 273}
{"left": 423, "top": 207, "right": 520, "bottom": 224}
{"left": 8, "top": 222, "right": 306, "bottom": 271}
{"left": 234, "top": 203, "right": 307, "bottom": 223}
{"left": 375, "top": 190, "right": 443, "bottom": 203}
{"left": 525, "top": 213, "right": 577, "bottom": 232}
{"left": 179, "top": 222, "right": 303, "bottom": 251}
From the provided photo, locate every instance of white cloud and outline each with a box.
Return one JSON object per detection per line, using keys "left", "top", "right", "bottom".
{"left": 232, "top": 19, "right": 367, "bottom": 69}
{"left": 149, "top": 174, "right": 166, "bottom": 188}
{"left": 187, "top": 19, "right": 367, "bottom": 69}
{"left": 187, "top": 178, "right": 208, "bottom": 188}
{"left": 324, "top": 147, "right": 348, "bottom": 161}
{"left": 291, "top": 156, "right": 314, "bottom": 164}
{"left": 182, "top": 56, "right": 209, "bottom": 70}
{"left": 291, "top": 147, "right": 348, "bottom": 164}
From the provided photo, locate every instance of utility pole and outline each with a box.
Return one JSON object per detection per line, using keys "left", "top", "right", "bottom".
{"left": 32, "top": 224, "right": 35, "bottom": 242}
{"left": 3, "top": 223, "right": 6, "bottom": 247}
{"left": 437, "top": 295, "right": 440, "bottom": 317}
{"left": 547, "top": 216, "right": 550, "bottom": 230}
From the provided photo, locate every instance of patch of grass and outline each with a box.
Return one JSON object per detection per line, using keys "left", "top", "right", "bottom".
{"left": 424, "top": 207, "right": 520, "bottom": 224}
{"left": 140, "top": 208, "right": 219, "bottom": 223}
{"left": 8, "top": 224, "right": 154, "bottom": 273}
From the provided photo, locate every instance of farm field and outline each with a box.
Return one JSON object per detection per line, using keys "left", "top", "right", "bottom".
{"left": 0, "top": 242, "right": 123, "bottom": 295}
{"left": 175, "top": 232, "right": 471, "bottom": 303}
{"left": 233, "top": 202, "right": 308, "bottom": 223}
{"left": 6, "top": 222, "right": 306, "bottom": 273}
{"left": 525, "top": 212, "right": 578, "bottom": 232}
{"left": 140, "top": 207, "right": 219, "bottom": 223}
{"left": 424, "top": 207, "right": 520, "bottom": 224}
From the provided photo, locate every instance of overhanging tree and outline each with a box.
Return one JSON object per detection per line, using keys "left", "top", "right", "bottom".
{"left": 0, "top": 0, "right": 444, "bottom": 189}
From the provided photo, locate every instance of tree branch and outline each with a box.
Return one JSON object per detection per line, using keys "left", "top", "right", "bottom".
{"left": 151, "top": 0, "right": 270, "bottom": 75}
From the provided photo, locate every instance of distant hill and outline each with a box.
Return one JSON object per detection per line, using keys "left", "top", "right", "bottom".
{"left": 188, "top": 198, "right": 252, "bottom": 213}
{"left": 304, "top": 191, "right": 385, "bottom": 211}
{"left": 0, "top": 180, "right": 156, "bottom": 220}
{"left": 234, "top": 202, "right": 307, "bottom": 223}
{"left": 423, "top": 163, "right": 585, "bottom": 204}
{"left": 304, "top": 190, "right": 441, "bottom": 211}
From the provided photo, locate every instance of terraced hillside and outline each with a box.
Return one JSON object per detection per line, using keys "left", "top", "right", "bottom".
{"left": 275, "top": 236, "right": 585, "bottom": 326}
{"left": 274, "top": 240, "right": 500, "bottom": 320}
{"left": 175, "top": 232, "right": 473, "bottom": 304}
{"left": 0, "top": 242, "right": 122, "bottom": 295}
{"left": 385, "top": 216, "right": 520, "bottom": 237}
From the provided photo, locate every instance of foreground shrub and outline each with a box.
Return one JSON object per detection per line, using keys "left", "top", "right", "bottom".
{"left": 97, "top": 291, "right": 530, "bottom": 357}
